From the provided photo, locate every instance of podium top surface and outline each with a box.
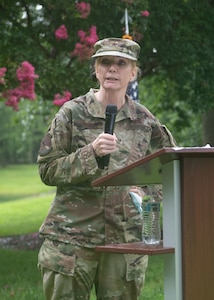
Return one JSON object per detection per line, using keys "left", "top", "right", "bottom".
{"left": 92, "top": 147, "right": 214, "bottom": 187}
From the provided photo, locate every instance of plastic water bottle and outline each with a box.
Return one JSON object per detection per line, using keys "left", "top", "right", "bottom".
{"left": 142, "top": 194, "right": 161, "bottom": 245}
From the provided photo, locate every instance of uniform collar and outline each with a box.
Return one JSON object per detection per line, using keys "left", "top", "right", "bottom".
{"left": 86, "top": 88, "right": 138, "bottom": 121}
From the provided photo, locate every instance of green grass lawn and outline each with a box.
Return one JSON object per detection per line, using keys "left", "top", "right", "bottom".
{"left": 0, "top": 164, "right": 55, "bottom": 236}
{"left": 0, "top": 249, "right": 43, "bottom": 300}
{"left": 0, "top": 164, "right": 164, "bottom": 300}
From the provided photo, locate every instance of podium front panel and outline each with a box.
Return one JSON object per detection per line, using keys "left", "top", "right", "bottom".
{"left": 181, "top": 157, "right": 214, "bottom": 300}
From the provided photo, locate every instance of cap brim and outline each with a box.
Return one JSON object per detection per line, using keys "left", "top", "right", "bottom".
{"left": 92, "top": 51, "right": 137, "bottom": 61}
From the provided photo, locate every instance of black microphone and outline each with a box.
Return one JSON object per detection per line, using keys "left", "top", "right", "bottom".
{"left": 101, "top": 104, "right": 117, "bottom": 169}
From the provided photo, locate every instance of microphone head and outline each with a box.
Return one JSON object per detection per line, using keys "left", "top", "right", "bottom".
{"left": 105, "top": 104, "right": 117, "bottom": 114}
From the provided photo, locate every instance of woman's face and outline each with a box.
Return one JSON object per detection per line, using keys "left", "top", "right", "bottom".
{"left": 95, "top": 56, "right": 137, "bottom": 92}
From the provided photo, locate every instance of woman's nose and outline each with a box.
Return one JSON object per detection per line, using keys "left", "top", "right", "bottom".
{"left": 108, "top": 64, "right": 117, "bottom": 71}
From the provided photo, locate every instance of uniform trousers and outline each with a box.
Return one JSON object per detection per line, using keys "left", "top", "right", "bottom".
{"left": 38, "top": 239, "right": 148, "bottom": 300}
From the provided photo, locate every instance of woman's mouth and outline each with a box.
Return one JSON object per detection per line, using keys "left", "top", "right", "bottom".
{"left": 106, "top": 77, "right": 118, "bottom": 81}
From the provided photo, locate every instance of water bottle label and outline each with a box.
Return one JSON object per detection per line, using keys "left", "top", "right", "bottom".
{"left": 143, "top": 202, "right": 160, "bottom": 212}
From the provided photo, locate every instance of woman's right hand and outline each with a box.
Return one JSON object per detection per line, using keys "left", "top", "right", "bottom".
{"left": 92, "top": 133, "right": 118, "bottom": 157}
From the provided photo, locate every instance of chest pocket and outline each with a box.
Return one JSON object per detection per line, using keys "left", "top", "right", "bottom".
{"left": 71, "top": 118, "right": 104, "bottom": 152}
{"left": 115, "top": 123, "right": 152, "bottom": 166}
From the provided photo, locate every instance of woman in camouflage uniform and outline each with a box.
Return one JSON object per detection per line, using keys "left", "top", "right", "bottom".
{"left": 37, "top": 37, "right": 176, "bottom": 300}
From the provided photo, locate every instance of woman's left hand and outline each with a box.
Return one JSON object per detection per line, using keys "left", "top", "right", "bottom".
{"left": 129, "top": 186, "right": 145, "bottom": 198}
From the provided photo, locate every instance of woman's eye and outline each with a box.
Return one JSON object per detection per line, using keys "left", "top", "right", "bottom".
{"left": 99, "top": 58, "right": 129, "bottom": 67}
{"left": 117, "top": 60, "right": 127, "bottom": 66}
{"left": 100, "top": 58, "right": 111, "bottom": 65}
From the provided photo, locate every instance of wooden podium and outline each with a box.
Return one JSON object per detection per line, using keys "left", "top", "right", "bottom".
{"left": 92, "top": 147, "right": 214, "bottom": 300}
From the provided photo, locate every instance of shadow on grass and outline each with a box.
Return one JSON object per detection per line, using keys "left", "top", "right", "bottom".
{"left": 0, "top": 194, "right": 30, "bottom": 203}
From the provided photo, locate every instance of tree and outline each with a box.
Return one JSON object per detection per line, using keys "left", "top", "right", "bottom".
{"left": 0, "top": 0, "right": 149, "bottom": 107}
{"left": 0, "top": 0, "right": 214, "bottom": 154}
{"left": 141, "top": 0, "right": 214, "bottom": 145}
{"left": 0, "top": 99, "right": 52, "bottom": 164}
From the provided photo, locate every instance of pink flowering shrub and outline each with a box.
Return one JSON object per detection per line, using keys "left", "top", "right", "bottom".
{"left": 71, "top": 25, "right": 98, "bottom": 61}
{"left": 53, "top": 90, "right": 72, "bottom": 106}
{"left": 3, "top": 90, "right": 21, "bottom": 111}
{"left": 2, "top": 61, "right": 38, "bottom": 111}
{"left": 141, "top": 10, "right": 150, "bottom": 17}
{"left": 76, "top": 2, "right": 91, "bottom": 18}
{"left": 55, "top": 25, "right": 69, "bottom": 40}
{"left": 1, "top": 3, "right": 151, "bottom": 111}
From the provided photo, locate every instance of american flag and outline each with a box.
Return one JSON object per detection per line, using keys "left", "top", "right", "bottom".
{"left": 126, "top": 79, "right": 139, "bottom": 102}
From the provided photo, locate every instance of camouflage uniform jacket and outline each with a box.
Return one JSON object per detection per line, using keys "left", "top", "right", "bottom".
{"left": 37, "top": 88, "right": 176, "bottom": 248}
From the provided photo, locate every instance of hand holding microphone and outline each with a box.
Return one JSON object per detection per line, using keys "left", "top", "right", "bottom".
{"left": 92, "top": 104, "right": 117, "bottom": 169}
{"left": 92, "top": 133, "right": 117, "bottom": 157}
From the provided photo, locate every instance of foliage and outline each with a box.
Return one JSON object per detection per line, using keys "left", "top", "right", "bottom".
{"left": 139, "top": 75, "right": 203, "bottom": 146}
{"left": 0, "top": 99, "right": 54, "bottom": 164}
{"left": 0, "top": 103, "right": 19, "bottom": 164}
{"left": 0, "top": 0, "right": 149, "bottom": 106}
{"left": 1, "top": 0, "right": 214, "bottom": 111}
{"left": 142, "top": 0, "right": 214, "bottom": 114}
{"left": 0, "top": 0, "right": 213, "bottom": 160}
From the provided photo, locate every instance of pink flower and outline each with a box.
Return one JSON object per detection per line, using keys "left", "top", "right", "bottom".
{"left": 78, "top": 30, "right": 86, "bottom": 42}
{"left": 3, "top": 61, "right": 38, "bottom": 110}
{"left": 15, "top": 82, "right": 36, "bottom": 100}
{"left": 71, "top": 26, "right": 98, "bottom": 61}
{"left": 16, "top": 61, "right": 38, "bottom": 100}
{"left": 53, "top": 90, "right": 72, "bottom": 106}
{"left": 16, "top": 61, "right": 38, "bottom": 81}
{"left": 76, "top": 2, "right": 91, "bottom": 18}
{"left": 85, "top": 26, "right": 98, "bottom": 45}
{"left": 4, "top": 90, "right": 20, "bottom": 111}
{"left": 55, "top": 25, "right": 69, "bottom": 40}
{"left": 0, "top": 67, "right": 7, "bottom": 84}
{"left": 141, "top": 10, "right": 150, "bottom": 17}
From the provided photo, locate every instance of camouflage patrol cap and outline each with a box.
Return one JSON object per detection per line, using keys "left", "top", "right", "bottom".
{"left": 92, "top": 38, "right": 140, "bottom": 61}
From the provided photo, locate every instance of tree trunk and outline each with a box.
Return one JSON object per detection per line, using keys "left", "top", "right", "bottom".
{"left": 202, "top": 109, "right": 214, "bottom": 146}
